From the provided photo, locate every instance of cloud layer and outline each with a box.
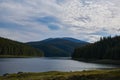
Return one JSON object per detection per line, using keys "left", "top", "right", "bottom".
{"left": 0, "top": 0, "right": 120, "bottom": 42}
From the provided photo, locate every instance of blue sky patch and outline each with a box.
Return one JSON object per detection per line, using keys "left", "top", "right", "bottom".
{"left": 48, "top": 24, "right": 60, "bottom": 30}
{"left": 36, "top": 16, "right": 59, "bottom": 24}
{"left": 0, "top": 22, "right": 25, "bottom": 30}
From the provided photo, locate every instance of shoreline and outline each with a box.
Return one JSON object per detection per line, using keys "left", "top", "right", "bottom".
{"left": 72, "top": 58, "right": 120, "bottom": 65}
{"left": 1, "top": 56, "right": 120, "bottom": 65}
{"left": 0, "top": 55, "right": 43, "bottom": 58}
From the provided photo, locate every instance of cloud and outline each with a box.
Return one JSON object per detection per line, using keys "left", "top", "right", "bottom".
{"left": 58, "top": 0, "right": 120, "bottom": 42}
{"left": 0, "top": 0, "right": 120, "bottom": 42}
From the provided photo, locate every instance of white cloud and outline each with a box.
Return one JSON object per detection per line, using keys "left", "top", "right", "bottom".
{"left": 58, "top": 0, "right": 120, "bottom": 42}
{"left": 0, "top": 0, "right": 120, "bottom": 42}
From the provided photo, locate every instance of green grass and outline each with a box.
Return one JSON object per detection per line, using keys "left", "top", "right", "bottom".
{"left": 0, "top": 69, "right": 120, "bottom": 80}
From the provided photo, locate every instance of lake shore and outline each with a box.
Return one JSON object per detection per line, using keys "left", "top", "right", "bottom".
{"left": 0, "top": 69, "right": 120, "bottom": 80}
{"left": 72, "top": 58, "right": 120, "bottom": 65}
{"left": 91, "top": 59, "right": 120, "bottom": 65}
{"left": 1, "top": 56, "right": 120, "bottom": 65}
{"left": 0, "top": 55, "right": 43, "bottom": 58}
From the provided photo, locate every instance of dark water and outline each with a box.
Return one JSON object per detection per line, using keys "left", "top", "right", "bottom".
{"left": 0, "top": 57, "right": 119, "bottom": 75}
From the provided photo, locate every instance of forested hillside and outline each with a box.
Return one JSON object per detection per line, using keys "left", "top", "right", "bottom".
{"left": 27, "top": 38, "right": 88, "bottom": 57}
{"left": 0, "top": 37, "right": 44, "bottom": 57}
{"left": 72, "top": 36, "right": 120, "bottom": 60}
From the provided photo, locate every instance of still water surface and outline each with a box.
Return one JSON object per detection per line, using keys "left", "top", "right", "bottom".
{"left": 0, "top": 57, "right": 119, "bottom": 75}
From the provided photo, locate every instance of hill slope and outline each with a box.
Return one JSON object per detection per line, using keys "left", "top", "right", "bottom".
{"left": 27, "top": 38, "right": 88, "bottom": 57}
{"left": 0, "top": 37, "right": 44, "bottom": 57}
{"left": 72, "top": 36, "right": 120, "bottom": 60}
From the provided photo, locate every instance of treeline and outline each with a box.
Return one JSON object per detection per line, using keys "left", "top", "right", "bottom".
{"left": 72, "top": 36, "right": 120, "bottom": 60}
{"left": 0, "top": 37, "right": 44, "bottom": 57}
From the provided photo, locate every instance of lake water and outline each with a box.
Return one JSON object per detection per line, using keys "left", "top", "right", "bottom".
{"left": 0, "top": 57, "right": 119, "bottom": 75}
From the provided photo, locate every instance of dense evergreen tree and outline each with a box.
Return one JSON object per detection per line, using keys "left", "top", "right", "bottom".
{"left": 72, "top": 36, "right": 120, "bottom": 60}
{"left": 0, "top": 37, "right": 44, "bottom": 57}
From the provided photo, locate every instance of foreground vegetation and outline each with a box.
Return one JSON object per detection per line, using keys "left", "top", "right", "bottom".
{"left": 0, "top": 69, "right": 120, "bottom": 80}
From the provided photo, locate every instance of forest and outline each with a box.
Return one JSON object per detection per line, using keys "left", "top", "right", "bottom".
{"left": 72, "top": 36, "right": 120, "bottom": 60}
{"left": 0, "top": 37, "right": 43, "bottom": 57}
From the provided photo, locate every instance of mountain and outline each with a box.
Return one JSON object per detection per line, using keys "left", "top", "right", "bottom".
{"left": 27, "top": 37, "right": 88, "bottom": 57}
{"left": 0, "top": 37, "right": 44, "bottom": 57}
{"left": 62, "top": 37, "right": 87, "bottom": 43}
{"left": 72, "top": 36, "right": 120, "bottom": 60}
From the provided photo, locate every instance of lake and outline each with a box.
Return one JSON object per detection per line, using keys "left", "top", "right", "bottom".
{"left": 0, "top": 57, "right": 119, "bottom": 75}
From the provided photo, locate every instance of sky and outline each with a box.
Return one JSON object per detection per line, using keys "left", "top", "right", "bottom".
{"left": 0, "top": 0, "right": 120, "bottom": 42}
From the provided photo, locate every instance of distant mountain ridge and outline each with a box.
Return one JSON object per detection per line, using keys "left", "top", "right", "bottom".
{"left": 27, "top": 37, "right": 88, "bottom": 57}
{"left": 62, "top": 37, "right": 88, "bottom": 43}
{"left": 28, "top": 37, "right": 88, "bottom": 44}
{"left": 0, "top": 37, "right": 44, "bottom": 57}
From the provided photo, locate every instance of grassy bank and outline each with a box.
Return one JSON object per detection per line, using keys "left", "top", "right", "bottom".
{"left": 0, "top": 69, "right": 120, "bottom": 80}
